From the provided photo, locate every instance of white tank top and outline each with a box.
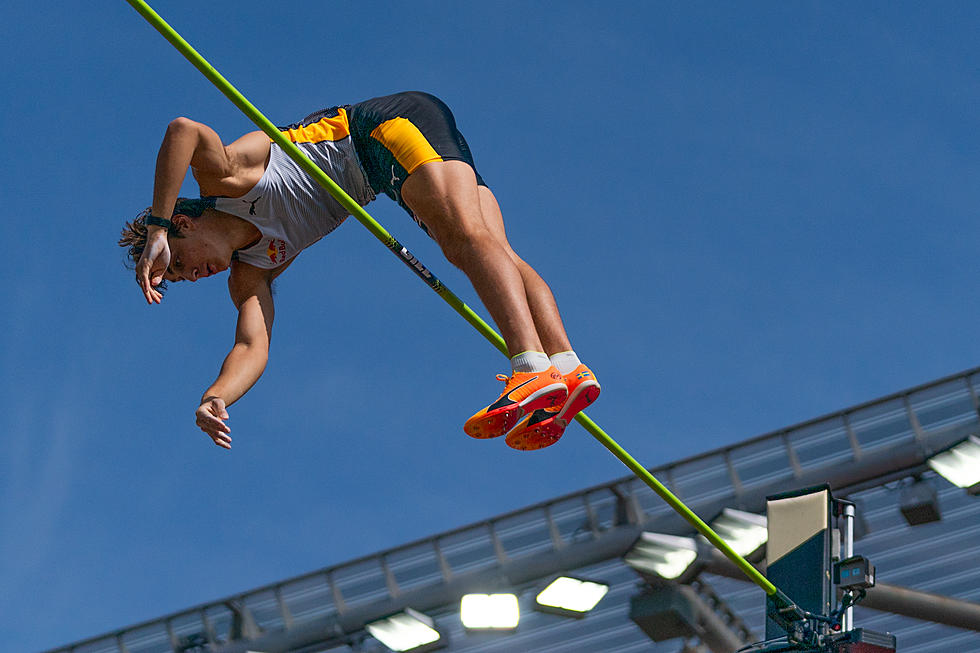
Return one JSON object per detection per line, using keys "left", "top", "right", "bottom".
{"left": 216, "top": 131, "right": 375, "bottom": 269}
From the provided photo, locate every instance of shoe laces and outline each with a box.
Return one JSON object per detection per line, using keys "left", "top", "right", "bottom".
{"left": 496, "top": 372, "right": 525, "bottom": 392}
{"left": 496, "top": 371, "right": 541, "bottom": 393}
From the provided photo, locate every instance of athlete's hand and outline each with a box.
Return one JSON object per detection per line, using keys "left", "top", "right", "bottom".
{"left": 136, "top": 227, "right": 171, "bottom": 305}
{"left": 196, "top": 396, "right": 232, "bottom": 449}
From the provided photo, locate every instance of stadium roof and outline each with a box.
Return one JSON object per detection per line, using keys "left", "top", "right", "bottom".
{"left": 49, "top": 367, "right": 980, "bottom": 653}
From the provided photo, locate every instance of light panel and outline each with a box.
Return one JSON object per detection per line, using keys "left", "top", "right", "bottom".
{"left": 710, "top": 508, "right": 768, "bottom": 558}
{"left": 365, "top": 608, "right": 442, "bottom": 652}
{"left": 624, "top": 533, "right": 698, "bottom": 580}
{"left": 535, "top": 577, "right": 609, "bottom": 615}
{"left": 927, "top": 435, "right": 980, "bottom": 491}
{"left": 460, "top": 593, "right": 519, "bottom": 630}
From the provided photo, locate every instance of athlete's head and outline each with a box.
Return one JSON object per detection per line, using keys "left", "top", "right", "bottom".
{"left": 119, "top": 198, "right": 230, "bottom": 288}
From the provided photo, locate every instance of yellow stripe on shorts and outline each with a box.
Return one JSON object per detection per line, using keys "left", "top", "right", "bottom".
{"left": 280, "top": 107, "right": 351, "bottom": 143}
{"left": 369, "top": 117, "right": 444, "bottom": 174}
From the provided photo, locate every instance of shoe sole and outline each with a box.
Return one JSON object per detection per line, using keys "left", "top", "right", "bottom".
{"left": 506, "top": 380, "right": 601, "bottom": 451}
{"left": 465, "top": 383, "right": 568, "bottom": 439}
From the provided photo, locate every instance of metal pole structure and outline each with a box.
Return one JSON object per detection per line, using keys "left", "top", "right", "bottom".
{"left": 840, "top": 503, "right": 855, "bottom": 631}
{"left": 124, "top": 0, "right": 796, "bottom": 611}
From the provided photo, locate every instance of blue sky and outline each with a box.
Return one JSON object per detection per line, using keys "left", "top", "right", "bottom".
{"left": 3, "top": 2, "right": 980, "bottom": 650}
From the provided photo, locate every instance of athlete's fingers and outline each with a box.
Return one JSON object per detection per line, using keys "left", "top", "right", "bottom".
{"left": 200, "top": 419, "right": 227, "bottom": 434}
{"left": 137, "top": 267, "right": 161, "bottom": 304}
{"left": 197, "top": 415, "right": 231, "bottom": 434}
{"left": 202, "top": 414, "right": 230, "bottom": 433}
{"left": 201, "top": 423, "right": 232, "bottom": 444}
{"left": 209, "top": 433, "right": 232, "bottom": 449}
{"left": 143, "top": 283, "right": 162, "bottom": 304}
{"left": 136, "top": 263, "right": 153, "bottom": 304}
{"left": 207, "top": 429, "right": 232, "bottom": 442}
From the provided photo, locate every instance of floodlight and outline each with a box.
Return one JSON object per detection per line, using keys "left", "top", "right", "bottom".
{"left": 927, "top": 435, "right": 980, "bottom": 494}
{"left": 365, "top": 608, "right": 444, "bottom": 652}
{"left": 899, "top": 479, "right": 941, "bottom": 526}
{"left": 630, "top": 583, "right": 749, "bottom": 650}
{"left": 710, "top": 508, "right": 768, "bottom": 559}
{"left": 534, "top": 576, "right": 609, "bottom": 617}
{"left": 623, "top": 533, "right": 699, "bottom": 581}
{"left": 460, "top": 593, "right": 519, "bottom": 630}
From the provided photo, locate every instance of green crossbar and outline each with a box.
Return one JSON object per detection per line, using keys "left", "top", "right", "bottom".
{"left": 125, "top": 0, "right": 791, "bottom": 603}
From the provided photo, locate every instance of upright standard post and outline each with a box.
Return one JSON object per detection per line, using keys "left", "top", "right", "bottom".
{"left": 124, "top": 0, "right": 792, "bottom": 605}
{"left": 841, "top": 502, "right": 856, "bottom": 631}
{"left": 765, "top": 485, "right": 833, "bottom": 640}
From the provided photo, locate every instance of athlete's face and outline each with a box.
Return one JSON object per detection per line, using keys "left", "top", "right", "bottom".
{"left": 163, "top": 215, "right": 232, "bottom": 283}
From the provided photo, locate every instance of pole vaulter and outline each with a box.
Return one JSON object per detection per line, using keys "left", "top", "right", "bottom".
{"left": 124, "top": 0, "right": 817, "bottom": 641}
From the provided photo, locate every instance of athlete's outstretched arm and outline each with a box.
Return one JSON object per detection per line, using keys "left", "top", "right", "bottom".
{"left": 137, "top": 118, "right": 234, "bottom": 304}
{"left": 196, "top": 263, "right": 276, "bottom": 449}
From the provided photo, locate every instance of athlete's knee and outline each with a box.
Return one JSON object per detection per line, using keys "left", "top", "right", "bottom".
{"left": 437, "top": 223, "right": 498, "bottom": 269}
{"left": 501, "top": 244, "right": 529, "bottom": 270}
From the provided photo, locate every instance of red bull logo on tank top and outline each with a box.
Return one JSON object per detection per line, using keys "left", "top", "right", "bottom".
{"left": 266, "top": 238, "right": 287, "bottom": 265}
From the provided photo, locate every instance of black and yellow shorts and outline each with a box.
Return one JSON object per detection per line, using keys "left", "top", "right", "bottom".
{"left": 344, "top": 91, "right": 488, "bottom": 233}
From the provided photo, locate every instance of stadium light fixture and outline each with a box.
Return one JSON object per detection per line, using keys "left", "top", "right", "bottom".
{"left": 365, "top": 608, "right": 444, "bottom": 652}
{"left": 460, "top": 593, "right": 520, "bottom": 630}
{"left": 623, "top": 533, "right": 699, "bottom": 581}
{"left": 899, "top": 478, "right": 941, "bottom": 526}
{"left": 927, "top": 435, "right": 980, "bottom": 495}
{"left": 534, "top": 576, "right": 609, "bottom": 618}
{"left": 710, "top": 508, "right": 768, "bottom": 559}
{"left": 630, "top": 583, "right": 748, "bottom": 650}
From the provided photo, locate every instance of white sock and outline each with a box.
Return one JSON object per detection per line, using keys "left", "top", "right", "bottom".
{"left": 511, "top": 351, "right": 551, "bottom": 373}
{"left": 549, "top": 350, "right": 581, "bottom": 375}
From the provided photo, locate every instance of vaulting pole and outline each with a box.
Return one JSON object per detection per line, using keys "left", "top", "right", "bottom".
{"left": 124, "top": 0, "right": 795, "bottom": 606}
